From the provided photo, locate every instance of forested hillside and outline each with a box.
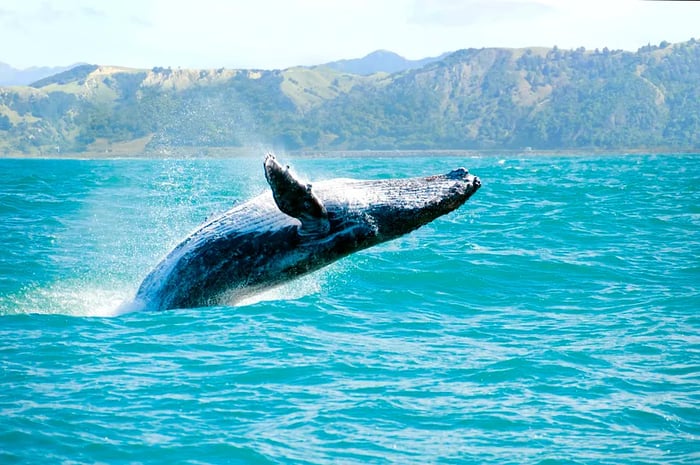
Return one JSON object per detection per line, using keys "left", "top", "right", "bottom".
{"left": 0, "top": 40, "right": 698, "bottom": 155}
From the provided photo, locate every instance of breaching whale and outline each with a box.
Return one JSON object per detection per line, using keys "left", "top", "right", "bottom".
{"left": 133, "top": 154, "right": 481, "bottom": 311}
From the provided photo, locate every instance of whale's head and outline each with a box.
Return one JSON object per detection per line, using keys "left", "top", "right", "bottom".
{"left": 264, "top": 154, "right": 480, "bottom": 247}
{"left": 313, "top": 167, "right": 481, "bottom": 245}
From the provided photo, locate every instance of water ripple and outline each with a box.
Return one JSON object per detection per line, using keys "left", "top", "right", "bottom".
{"left": 1, "top": 155, "right": 699, "bottom": 464}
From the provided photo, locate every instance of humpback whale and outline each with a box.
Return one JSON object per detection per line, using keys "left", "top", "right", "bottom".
{"left": 134, "top": 154, "right": 480, "bottom": 311}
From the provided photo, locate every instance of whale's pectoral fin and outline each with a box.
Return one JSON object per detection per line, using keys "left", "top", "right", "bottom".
{"left": 264, "top": 154, "right": 331, "bottom": 237}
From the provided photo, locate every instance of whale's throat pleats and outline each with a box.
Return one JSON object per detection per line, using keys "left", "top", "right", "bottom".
{"left": 264, "top": 154, "right": 331, "bottom": 237}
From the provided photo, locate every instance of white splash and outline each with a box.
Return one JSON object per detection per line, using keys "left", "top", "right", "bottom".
{"left": 2, "top": 282, "right": 136, "bottom": 317}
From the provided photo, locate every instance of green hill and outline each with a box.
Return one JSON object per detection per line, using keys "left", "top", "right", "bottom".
{"left": 1, "top": 39, "right": 698, "bottom": 156}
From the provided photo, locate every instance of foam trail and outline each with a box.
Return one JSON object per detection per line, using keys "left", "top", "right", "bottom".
{"left": 0, "top": 282, "right": 136, "bottom": 317}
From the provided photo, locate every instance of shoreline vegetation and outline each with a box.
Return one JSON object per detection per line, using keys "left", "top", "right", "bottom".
{"left": 1, "top": 40, "right": 699, "bottom": 157}
{"left": 2, "top": 147, "right": 698, "bottom": 160}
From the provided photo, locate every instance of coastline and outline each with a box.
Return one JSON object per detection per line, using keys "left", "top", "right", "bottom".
{"left": 1, "top": 146, "right": 699, "bottom": 160}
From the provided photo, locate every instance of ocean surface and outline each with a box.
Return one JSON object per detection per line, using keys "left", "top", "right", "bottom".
{"left": 0, "top": 154, "right": 698, "bottom": 464}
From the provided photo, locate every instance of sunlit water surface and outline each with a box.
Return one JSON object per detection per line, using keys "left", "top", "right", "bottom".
{"left": 1, "top": 154, "right": 698, "bottom": 464}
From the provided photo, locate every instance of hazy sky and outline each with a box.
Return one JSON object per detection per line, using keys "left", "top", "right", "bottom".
{"left": 1, "top": 0, "right": 698, "bottom": 69}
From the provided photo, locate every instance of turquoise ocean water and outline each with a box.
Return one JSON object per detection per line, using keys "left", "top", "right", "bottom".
{"left": 0, "top": 154, "right": 698, "bottom": 464}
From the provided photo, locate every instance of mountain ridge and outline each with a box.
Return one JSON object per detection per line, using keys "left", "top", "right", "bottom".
{"left": 0, "top": 62, "right": 88, "bottom": 86}
{"left": 0, "top": 49, "right": 443, "bottom": 87}
{"left": 321, "top": 50, "right": 450, "bottom": 75}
